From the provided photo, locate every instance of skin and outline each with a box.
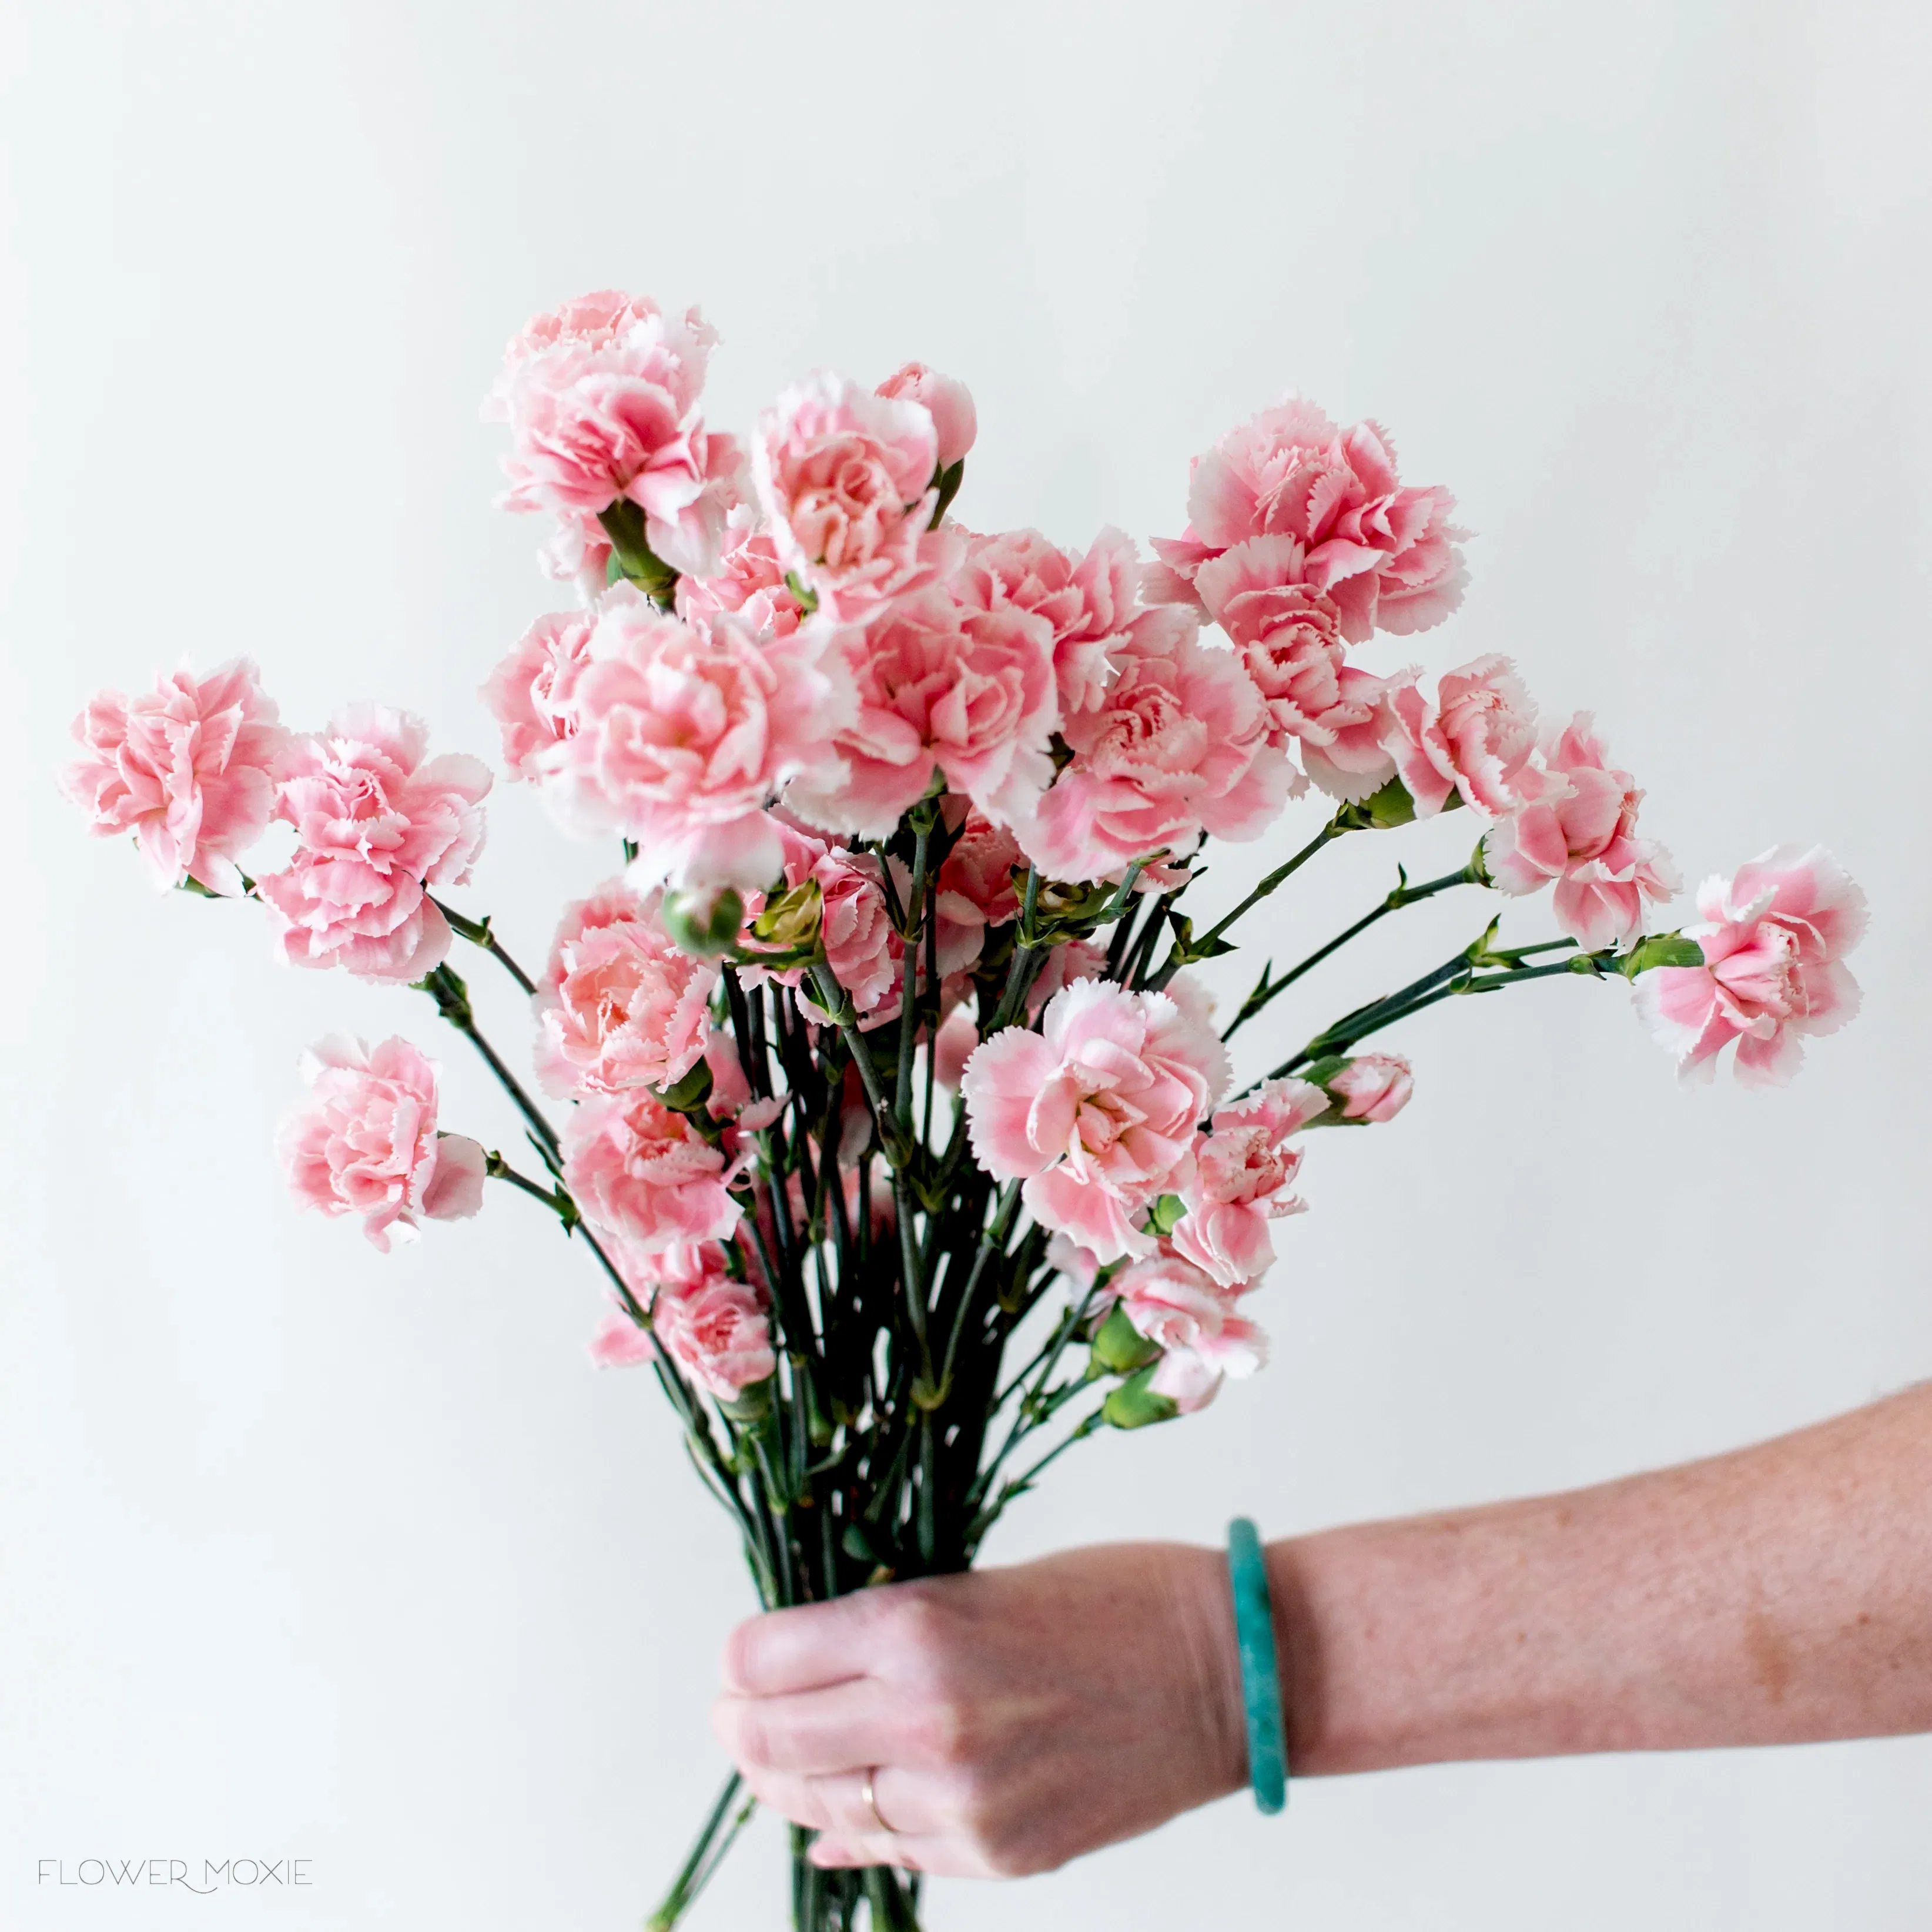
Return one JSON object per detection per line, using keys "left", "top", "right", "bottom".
{"left": 711, "top": 1383, "right": 1932, "bottom": 1877}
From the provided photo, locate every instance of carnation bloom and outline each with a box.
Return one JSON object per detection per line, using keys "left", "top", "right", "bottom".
{"left": 1020, "top": 620, "right": 1293, "bottom": 880}
{"left": 1382, "top": 655, "right": 1542, "bottom": 818}
{"left": 562, "top": 1089, "right": 745, "bottom": 1253}
{"left": 761, "top": 825, "right": 905, "bottom": 1031}
{"left": 257, "top": 705, "right": 491, "bottom": 982}
{"left": 952, "top": 525, "right": 1150, "bottom": 720}
{"left": 751, "top": 371, "right": 957, "bottom": 617}
{"left": 1327, "top": 1053, "right": 1414, "bottom": 1123}
{"left": 535, "top": 881, "right": 716, "bottom": 1097}
{"left": 673, "top": 506, "right": 806, "bottom": 642}
{"left": 1484, "top": 715, "right": 1678, "bottom": 949}
{"left": 1148, "top": 398, "right": 1465, "bottom": 643}
{"left": 1171, "top": 1077, "right": 1326, "bottom": 1286}
{"left": 278, "top": 1035, "right": 485, "bottom": 1251}
{"left": 875, "top": 361, "right": 977, "bottom": 471}
{"left": 61, "top": 658, "right": 287, "bottom": 895}
{"left": 535, "top": 590, "right": 852, "bottom": 893}
{"left": 589, "top": 1310, "right": 658, "bottom": 1367}
{"left": 1193, "top": 537, "right": 1403, "bottom": 798}
{"left": 962, "top": 976, "right": 1229, "bottom": 1263}
{"left": 788, "top": 590, "right": 1057, "bottom": 838}
{"left": 1635, "top": 846, "right": 1866, "bottom": 1086}
{"left": 481, "top": 608, "right": 598, "bottom": 779}
{"left": 932, "top": 807, "right": 1022, "bottom": 975}
{"left": 1109, "top": 1251, "right": 1267, "bottom": 1413}
{"left": 487, "top": 290, "right": 739, "bottom": 578}
{"left": 652, "top": 1260, "right": 777, "bottom": 1399}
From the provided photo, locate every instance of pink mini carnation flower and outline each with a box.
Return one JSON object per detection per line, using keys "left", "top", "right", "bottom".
{"left": 1483, "top": 715, "right": 1678, "bottom": 949}
{"left": 788, "top": 590, "right": 1057, "bottom": 839}
{"left": 1171, "top": 1077, "right": 1326, "bottom": 1286}
{"left": 1381, "top": 655, "right": 1542, "bottom": 819}
{"left": 562, "top": 1088, "right": 745, "bottom": 1253}
{"left": 652, "top": 1261, "right": 777, "bottom": 1401}
{"left": 61, "top": 658, "right": 287, "bottom": 895}
{"left": 751, "top": 371, "right": 959, "bottom": 617}
{"left": 487, "top": 290, "right": 739, "bottom": 579}
{"left": 1327, "top": 1053, "right": 1414, "bottom": 1123}
{"left": 876, "top": 361, "right": 977, "bottom": 471}
{"left": 1148, "top": 398, "right": 1465, "bottom": 644}
{"left": 761, "top": 825, "right": 905, "bottom": 1032}
{"left": 1109, "top": 1251, "right": 1267, "bottom": 1414}
{"left": 535, "top": 880, "right": 717, "bottom": 1097}
{"left": 279, "top": 1035, "right": 486, "bottom": 1251}
{"left": 962, "top": 976, "right": 1229, "bottom": 1264}
{"left": 673, "top": 506, "right": 808, "bottom": 642}
{"left": 481, "top": 607, "right": 598, "bottom": 779}
{"left": 1020, "top": 620, "right": 1294, "bottom": 881}
{"left": 953, "top": 526, "right": 1152, "bottom": 721}
{"left": 1635, "top": 845, "right": 1866, "bottom": 1087}
{"left": 536, "top": 589, "right": 852, "bottom": 895}
{"left": 258, "top": 705, "right": 491, "bottom": 983}
{"left": 590, "top": 1309, "right": 658, "bottom": 1367}
{"left": 932, "top": 806, "right": 1023, "bottom": 976}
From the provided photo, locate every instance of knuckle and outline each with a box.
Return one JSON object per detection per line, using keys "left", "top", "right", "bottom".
{"left": 730, "top": 1704, "right": 775, "bottom": 1770}
{"left": 908, "top": 1691, "right": 980, "bottom": 1768}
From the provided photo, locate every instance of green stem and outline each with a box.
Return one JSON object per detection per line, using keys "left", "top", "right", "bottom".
{"left": 1223, "top": 864, "right": 1480, "bottom": 1044}
{"left": 1190, "top": 811, "right": 1350, "bottom": 955}
{"left": 646, "top": 1772, "right": 754, "bottom": 1931}
{"left": 427, "top": 897, "right": 538, "bottom": 996}
{"left": 418, "top": 965, "right": 560, "bottom": 1157}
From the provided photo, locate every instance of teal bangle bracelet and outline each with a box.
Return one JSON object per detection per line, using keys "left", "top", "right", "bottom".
{"left": 1227, "top": 1516, "right": 1288, "bottom": 1814}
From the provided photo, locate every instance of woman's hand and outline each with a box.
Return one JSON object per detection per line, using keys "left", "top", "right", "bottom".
{"left": 711, "top": 1541, "right": 1247, "bottom": 1877}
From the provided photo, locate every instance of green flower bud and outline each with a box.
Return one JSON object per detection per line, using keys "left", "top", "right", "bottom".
{"left": 661, "top": 885, "right": 745, "bottom": 957}
{"left": 751, "top": 878, "right": 823, "bottom": 954}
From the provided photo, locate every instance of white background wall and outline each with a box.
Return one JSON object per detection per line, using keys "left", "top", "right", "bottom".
{"left": 3, "top": 1, "right": 1929, "bottom": 1924}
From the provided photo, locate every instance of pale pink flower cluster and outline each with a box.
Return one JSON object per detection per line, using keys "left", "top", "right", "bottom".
{"left": 1149, "top": 398, "right": 1465, "bottom": 641}
{"left": 535, "top": 882, "right": 716, "bottom": 1097}
{"left": 962, "top": 977, "right": 1228, "bottom": 1264}
{"left": 259, "top": 705, "right": 491, "bottom": 983}
{"left": 1108, "top": 1251, "right": 1268, "bottom": 1414}
{"left": 61, "top": 659, "right": 287, "bottom": 895}
{"left": 594, "top": 1239, "right": 776, "bottom": 1397}
{"left": 562, "top": 1089, "right": 748, "bottom": 1255}
{"left": 1636, "top": 846, "right": 1866, "bottom": 1086}
{"left": 652, "top": 1260, "right": 778, "bottom": 1399}
{"left": 279, "top": 1036, "right": 485, "bottom": 1251}
{"left": 757, "top": 821, "right": 906, "bottom": 1032}
{"left": 1484, "top": 716, "right": 1677, "bottom": 949}
{"left": 1171, "top": 1077, "right": 1325, "bottom": 1286}
{"left": 752, "top": 371, "right": 956, "bottom": 619}
{"left": 532, "top": 587, "right": 852, "bottom": 893}
{"left": 788, "top": 588, "right": 1057, "bottom": 838}
{"left": 487, "top": 290, "right": 741, "bottom": 582}
{"left": 1022, "top": 620, "right": 1294, "bottom": 880}
{"left": 481, "top": 608, "right": 598, "bottom": 779}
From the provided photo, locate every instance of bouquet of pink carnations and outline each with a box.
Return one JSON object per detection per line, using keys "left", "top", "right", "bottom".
{"left": 62, "top": 290, "right": 1867, "bottom": 1931}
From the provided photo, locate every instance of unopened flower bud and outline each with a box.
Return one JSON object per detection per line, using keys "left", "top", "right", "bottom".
{"left": 661, "top": 885, "right": 745, "bottom": 957}
{"left": 751, "top": 878, "right": 823, "bottom": 954}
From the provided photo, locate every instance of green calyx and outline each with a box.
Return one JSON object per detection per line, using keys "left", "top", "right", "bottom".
{"left": 1101, "top": 1363, "right": 1180, "bottom": 1430}
{"left": 1090, "top": 1302, "right": 1160, "bottom": 1376}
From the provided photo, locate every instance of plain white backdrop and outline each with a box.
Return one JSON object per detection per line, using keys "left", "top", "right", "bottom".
{"left": 3, "top": 1, "right": 1929, "bottom": 1924}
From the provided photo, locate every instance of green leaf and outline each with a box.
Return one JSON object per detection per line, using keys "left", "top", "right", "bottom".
{"left": 654, "top": 1057, "right": 715, "bottom": 1116}
{"left": 1146, "top": 1193, "right": 1187, "bottom": 1236}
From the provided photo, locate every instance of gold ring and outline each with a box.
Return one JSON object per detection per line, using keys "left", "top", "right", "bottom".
{"left": 860, "top": 1766, "right": 892, "bottom": 1835}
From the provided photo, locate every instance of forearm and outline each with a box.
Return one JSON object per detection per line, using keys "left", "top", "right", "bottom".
{"left": 1271, "top": 1383, "right": 1932, "bottom": 1775}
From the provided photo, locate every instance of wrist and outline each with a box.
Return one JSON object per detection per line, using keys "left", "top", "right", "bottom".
{"left": 1171, "top": 1541, "right": 1251, "bottom": 1804}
